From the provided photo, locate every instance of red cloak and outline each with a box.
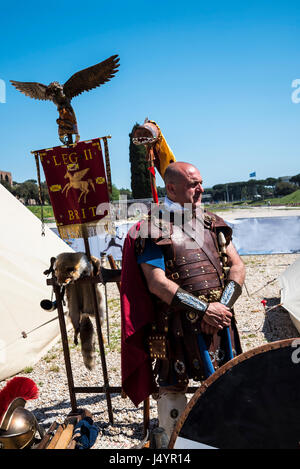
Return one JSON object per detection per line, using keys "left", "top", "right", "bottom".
{"left": 120, "top": 222, "right": 157, "bottom": 407}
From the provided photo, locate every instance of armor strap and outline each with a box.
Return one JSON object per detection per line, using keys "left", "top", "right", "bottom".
{"left": 220, "top": 280, "right": 242, "bottom": 309}
{"left": 171, "top": 287, "right": 208, "bottom": 321}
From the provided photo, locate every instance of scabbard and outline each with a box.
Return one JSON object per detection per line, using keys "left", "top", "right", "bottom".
{"left": 224, "top": 326, "right": 234, "bottom": 360}
{"left": 197, "top": 333, "right": 215, "bottom": 378}
{"left": 197, "top": 325, "right": 235, "bottom": 379}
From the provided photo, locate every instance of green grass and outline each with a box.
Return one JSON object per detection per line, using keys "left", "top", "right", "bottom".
{"left": 49, "top": 365, "right": 60, "bottom": 372}
{"left": 204, "top": 203, "right": 232, "bottom": 212}
{"left": 245, "top": 198, "right": 277, "bottom": 206}
{"left": 43, "top": 353, "right": 57, "bottom": 363}
{"left": 108, "top": 298, "right": 120, "bottom": 309}
{"left": 27, "top": 205, "right": 54, "bottom": 221}
{"left": 278, "top": 189, "right": 300, "bottom": 204}
{"left": 215, "top": 191, "right": 300, "bottom": 207}
{"left": 245, "top": 190, "right": 300, "bottom": 206}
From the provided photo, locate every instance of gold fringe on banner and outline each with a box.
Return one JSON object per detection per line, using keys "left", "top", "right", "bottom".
{"left": 57, "top": 222, "right": 99, "bottom": 240}
{"left": 57, "top": 218, "right": 116, "bottom": 240}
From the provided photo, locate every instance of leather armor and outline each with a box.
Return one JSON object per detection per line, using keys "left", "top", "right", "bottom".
{"left": 136, "top": 208, "right": 242, "bottom": 387}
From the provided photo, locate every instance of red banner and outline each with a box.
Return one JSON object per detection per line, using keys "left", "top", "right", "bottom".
{"left": 35, "top": 138, "right": 110, "bottom": 239}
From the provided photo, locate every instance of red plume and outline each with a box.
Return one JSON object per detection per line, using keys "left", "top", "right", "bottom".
{"left": 0, "top": 377, "right": 39, "bottom": 422}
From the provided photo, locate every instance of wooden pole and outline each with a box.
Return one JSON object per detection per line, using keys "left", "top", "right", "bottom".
{"left": 82, "top": 228, "right": 114, "bottom": 424}
{"left": 53, "top": 278, "right": 77, "bottom": 413}
{"left": 100, "top": 254, "right": 110, "bottom": 345}
{"left": 107, "top": 254, "right": 121, "bottom": 292}
{"left": 46, "top": 424, "right": 65, "bottom": 449}
{"left": 147, "top": 146, "right": 159, "bottom": 205}
{"left": 143, "top": 397, "right": 150, "bottom": 438}
{"left": 34, "top": 421, "right": 58, "bottom": 449}
{"left": 53, "top": 423, "right": 74, "bottom": 449}
{"left": 104, "top": 283, "right": 110, "bottom": 345}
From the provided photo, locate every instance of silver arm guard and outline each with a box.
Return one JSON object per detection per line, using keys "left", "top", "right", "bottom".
{"left": 171, "top": 287, "right": 209, "bottom": 321}
{"left": 220, "top": 280, "right": 242, "bottom": 309}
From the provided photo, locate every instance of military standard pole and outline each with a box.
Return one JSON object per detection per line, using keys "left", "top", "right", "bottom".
{"left": 67, "top": 133, "right": 113, "bottom": 423}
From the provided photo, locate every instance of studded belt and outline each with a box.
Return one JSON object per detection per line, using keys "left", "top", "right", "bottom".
{"left": 167, "top": 263, "right": 216, "bottom": 281}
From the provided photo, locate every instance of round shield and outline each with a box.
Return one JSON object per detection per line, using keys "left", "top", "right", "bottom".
{"left": 169, "top": 338, "right": 300, "bottom": 449}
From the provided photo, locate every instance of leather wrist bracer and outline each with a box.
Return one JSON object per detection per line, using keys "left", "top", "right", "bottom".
{"left": 220, "top": 280, "right": 242, "bottom": 309}
{"left": 171, "top": 287, "right": 209, "bottom": 321}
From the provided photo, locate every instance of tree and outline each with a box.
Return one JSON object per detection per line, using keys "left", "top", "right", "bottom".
{"left": 157, "top": 186, "right": 166, "bottom": 197}
{"left": 10, "top": 180, "right": 39, "bottom": 204}
{"left": 274, "top": 182, "right": 296, "bottom": 197}
{"left": 241, "top": 186, "right": 247, "bottom": 200}
{"left": 264, "top": 177, "right": 278, "bottom": 187}
{"left": 212, "top": 184, "right": 227, "bottom": 202}
{"left": 119, "top": 187, "right": 132, "bottom": 198}
{"left": 129, "top": 123, "right": 152, "bottom": 199}
{"left": 111, "top": 184, "right": 120, "bottom": 201}
{"left": 40, "top": 181, "right": 50, "bottom": 204}
{"left": 0, "top": 180, "right": 13, "bottom": 193}
{"left": 246, "top": 179, "right": 258, "bottom": 199}
{"left": 290, "top": 174, "right": 300, "bottom": 186}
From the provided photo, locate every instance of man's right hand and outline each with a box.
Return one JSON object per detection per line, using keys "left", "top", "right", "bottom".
{"left": 203, "top": 302, "right": 232, "bottom": 329}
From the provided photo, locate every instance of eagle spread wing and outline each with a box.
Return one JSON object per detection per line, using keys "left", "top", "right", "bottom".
{"left": 10, "top": 81, "right": 49, "bottom": 101}
{"left": 63, "top": 54, "right": 120, "bottom": 100}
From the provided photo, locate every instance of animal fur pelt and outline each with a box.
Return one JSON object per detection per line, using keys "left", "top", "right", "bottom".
{"left": 53, "top": 252, "right": 104, "bottom": 370}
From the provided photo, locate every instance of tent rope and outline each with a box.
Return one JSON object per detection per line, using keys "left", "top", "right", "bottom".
{"left": 20, "top": 314, "right": 65, "bottom": 338}
{"left": 34, "top": 152, "right": 45, "bottom": 237}
{"left": 0, "top": 314, "right": 66, "bottom": 354}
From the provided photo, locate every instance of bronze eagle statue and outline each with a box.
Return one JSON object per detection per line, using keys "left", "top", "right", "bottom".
{"left": 10, "top": 54, "right": 120, "bottom": 144}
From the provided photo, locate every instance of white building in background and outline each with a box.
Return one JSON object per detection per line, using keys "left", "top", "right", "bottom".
{"left": 280, "top": 176, "right": 292, "bottom": 183}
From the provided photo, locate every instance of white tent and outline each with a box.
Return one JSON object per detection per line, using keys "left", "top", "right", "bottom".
{"left": 279, "top": 257, "right": 300, "bottom": 334}
{"left": 0, "top": 184, "right": 73, "bottom": 382}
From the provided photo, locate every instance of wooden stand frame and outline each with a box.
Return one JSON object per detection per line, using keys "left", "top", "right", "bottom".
{"left": 46, "top": 252, "right": 150, "bottom": 436}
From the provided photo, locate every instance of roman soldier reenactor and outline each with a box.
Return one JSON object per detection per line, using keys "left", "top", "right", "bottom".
{"left": 121, "top": 162, "right": 246, "bottom": 444}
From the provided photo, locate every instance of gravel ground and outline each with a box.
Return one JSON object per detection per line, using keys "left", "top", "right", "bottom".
{"left": 4, "top": 253, "right": 300, "bottom": 449}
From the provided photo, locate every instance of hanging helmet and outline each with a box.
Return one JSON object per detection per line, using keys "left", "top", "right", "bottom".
{"left": 0, "top": 397, "right": 44, "bottom": 449}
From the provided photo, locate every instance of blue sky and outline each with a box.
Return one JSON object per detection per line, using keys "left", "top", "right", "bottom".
{"left": 1, "top": 0, "right": 300, "bottom": 189}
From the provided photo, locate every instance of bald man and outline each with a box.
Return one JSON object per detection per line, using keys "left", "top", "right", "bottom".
{"left": 121, "top": 162, "right": 245, "bottom": 444}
